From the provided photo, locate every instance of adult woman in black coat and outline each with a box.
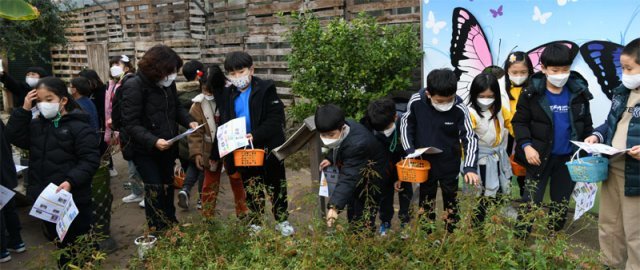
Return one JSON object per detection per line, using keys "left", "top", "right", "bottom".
{"left": 120, "top": 45, "right": 197, "bottom": 231}
{"left": 4, "top": 77, "right": 100, "bottom": 266}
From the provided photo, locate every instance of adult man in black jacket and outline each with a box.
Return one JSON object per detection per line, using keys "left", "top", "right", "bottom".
{"left": 317, "top": 104, "right": 387, "bottom": 231}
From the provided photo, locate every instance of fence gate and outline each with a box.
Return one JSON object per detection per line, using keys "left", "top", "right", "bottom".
{"left": 86, "top": 42, "right": 110, "bottom": 82}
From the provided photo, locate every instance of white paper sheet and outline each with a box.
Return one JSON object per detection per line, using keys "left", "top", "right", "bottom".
{"left": 405, "top": 147, "right": 443, "bottom": 159}
{"left": 29, "top": 183, "right": 79, "bottom": 241}
{"left": 167, "top": 123, "right": 205, "bottom": 145}
{"left": 0, "top": 185, "right": 16, "bottom": 210}
{"left": 571, "top": 140, "right": 629, "bottom": 155}
{"left": 572, "top": 182, "right": 598, "bottom": 221}
{"left": 15, "top": 165, "right": 28, "bottom": 173}
{"left": 216, "top": 117, "right": 250, "bottom": 158}
{"left": 319, "top": 171, "right": 329, "bottom": 197}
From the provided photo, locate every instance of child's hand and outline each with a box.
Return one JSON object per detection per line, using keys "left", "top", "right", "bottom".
{"left": 209, "top": 159, "right": 218, "bottom": 169}
{"left": 189, "top": 122, "right": 199, "bottom": 129}
{"left": 246, "top": 133, "right": 253, "bottom": 141}
{"left": 195, "top": 155, "right": 204, "bottom": 170}
{"left": 394, "top": 181, "right": 403, "bottom": 191}
{"left": 464, "top": 172, "right": 480, "bottom": 186}
{"left": 584, "top": 135, "right": 599, "bottom": 144}
{"left": 56, "top": 181, "right": 72, "bottom": 193}
{"left": 326, "top": 208, "right": 338, "bottom": 227}
{"left": 524, "top": 145, "right": 541, "bottom": 166}
{"left": 319, "top": 159, "right": 331, "bottom": 171}
{"left": 629, "top": 145, "right": 640, "bottom": 160}
{"left": 22, "top": 90, "right": 37, "bottom": 111}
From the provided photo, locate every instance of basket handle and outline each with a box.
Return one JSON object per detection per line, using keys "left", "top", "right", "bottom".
{"left": 244, "top": 137, "right": 254, "bottom": 150}
{"left": 570, "top": 150, "right": 583, "bottom": 163}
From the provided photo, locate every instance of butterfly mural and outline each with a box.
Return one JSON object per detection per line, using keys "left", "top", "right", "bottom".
{"left": 490, "top": 5, "right": 503, "bottom": 18}
{"left": 450, "top": 7, "right": 579, "bottom": 103}
{"left": 580, "top": 41, "right": 624, "bottom": 99}
{"left": 533, "top": 6, "right": 552, "bottom": 24}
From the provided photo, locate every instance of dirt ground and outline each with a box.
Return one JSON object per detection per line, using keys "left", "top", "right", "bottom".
{"left": 2, "top": 153, "right": 600, "bottom": 269}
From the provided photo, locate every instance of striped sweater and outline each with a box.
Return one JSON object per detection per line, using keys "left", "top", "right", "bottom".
{"left": 400, "top": 88, "right": 479, "bottom": 179}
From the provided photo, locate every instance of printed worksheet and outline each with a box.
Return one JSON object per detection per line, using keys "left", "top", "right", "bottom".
{"left": 216, "top": 117, "right": 249, "bottom": 158}
{"left": 0, "top": 185, "right": 16, "bottom": 210}
{"left": 29, "top": 183, "right": 79, "bottom": 241}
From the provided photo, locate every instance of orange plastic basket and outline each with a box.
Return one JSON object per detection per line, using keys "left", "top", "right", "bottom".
{"left": 396, "top": 159, "right": 430, "bottom": 183}
{"left": 173, "top": 165, "right": 185, "bottom": 189}
{"left": 510, "top": 155, "right": 526, "bottom": 177}
{"left": 233, "top": 141, "right": 265, "bottom": 167}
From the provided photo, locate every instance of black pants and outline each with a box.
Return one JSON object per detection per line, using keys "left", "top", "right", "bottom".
{"left": 518, "top": 155, "right": 575, "bottom": 234}
{"left": 379, "top": 178, "right": 412, "bottom": 225}
{"left": 182, "top": 161, "right": 204, "bottom": 196}
{"left": 0, "top": 198, "right": 23, "bottom": 252}
{"left": 346, "top": 186, "right": 380, "bottom": 232}
{"left": 507, "top": 135, "right": 526, "bottom": 197}
{"left": 238, "top": 154, "right": 288, "bottom": 223}
{"left": 419, "top": 176, "right": 459, "bottom": 233}
{"left": 134, "top": 154, "right": 178, "bottom": 231}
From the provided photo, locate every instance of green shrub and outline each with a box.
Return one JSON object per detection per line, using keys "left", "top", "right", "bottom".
{"left": 287, "top": 13, "right": 422, "bottom": 121}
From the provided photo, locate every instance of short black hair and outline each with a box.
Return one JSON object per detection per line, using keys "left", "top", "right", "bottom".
{"left": 70, "top": 77, "right": 93, "bottom": 97}
{"left": 35, "top": 77, "right": 80, "bottom": 112}
{"left": 224, "top": 51, "right": 253, "bottom": 72}
{"left": 426, "top": 68, "right": 457, "bottom": 97}
{"left": 26, "top": 66, "right": 48, "bottom": 77}
{"left": 315, "top": 104, "right": 345, "bottom": 133}
{"left": 367, "top": 98, "right": 396, "bottom": 131}
{"left": 183, "top": 60, "right": 205, "bottom": 81}
{"left": 483, "top": 65, "right": 505, "bottom": 79}
{"left": 203, "top": 65, "right": 227, "bottom": 96}
{"left": 541, "top": 43, "right": 573, "bottom": 67}
{"left": 623, "top": 38, "right": 640, "bottom": 65}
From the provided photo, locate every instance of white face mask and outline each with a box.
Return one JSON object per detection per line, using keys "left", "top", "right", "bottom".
{"left": 230, "top": 75, "right": 251, "bottom": 90}
{"left": 547, "top": 73, "right": 570, "bottom": 88}
{"left": 509, "top": 75, "right": 528, "bottom": 86}
{"left": 432, "top": 100, "right": 455, "bottom": 112}
{"left": 158, "top": 73, "right": 178, "bottom": 87}
{"left": 622, "top": 73, "right": 640, "bottom": 90}
{"left": 383, "top": 123, "right": 396, "bottom": 137}
{"left": 204, "top": 94, "right": 215, "bottom": 101}
{"left": 477, "top": 98, "right": 495, "bottom": 110}
{"left": 110, "top": 65, "right": 124, "bottom": 78}
{"left": 321, "top": 125, "right": 348, "bottom": 149}
{"left": 26, "top": 77, "right": 39, "bottom": 88}
{"left": 37, "top": 102, "right": 60, "bottom": 119}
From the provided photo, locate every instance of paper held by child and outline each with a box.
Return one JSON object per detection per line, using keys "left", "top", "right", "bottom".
{"left": 572, "top": 182, "right": 598, "bottom": 221}
{"left": 570, "top": 140, "right": 631, "bottom": 155}
{"left": 318, "top": 166, "right": 339, "bottom": 198}
{"left": 405, "top": 147, "right": 443, "bottom": 159}
{"left": 0, "top": 184, "right": 16, "bottom": 210}
{"left": 216, "top": 117, "right": 250, "bottom": 158}
{"left": 29, "top": 183, "right": 79, "bottom": 241}
{"left": 167, "top": 123, "right": 206, "bottom": 145}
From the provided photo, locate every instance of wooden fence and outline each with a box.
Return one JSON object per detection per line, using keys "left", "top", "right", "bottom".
{"left": 51, "top": 0, "right": 421, "bottom": 103}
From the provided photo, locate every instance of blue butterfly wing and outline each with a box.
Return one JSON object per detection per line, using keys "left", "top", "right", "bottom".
{"left": 579, "top": 41, "right": 623, "bottom": 100}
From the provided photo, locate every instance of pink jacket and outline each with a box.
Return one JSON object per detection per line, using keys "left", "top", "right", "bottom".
{"left": 104, "top": 79, "right": 122, "bottom": 144}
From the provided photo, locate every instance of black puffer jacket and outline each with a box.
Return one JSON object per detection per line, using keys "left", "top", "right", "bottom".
{"left": 0, "top": 120, "right": 17, "bottom": 189}
{"left": 211, "top": 76, "right": 286, "bottom": 160}
{"left": 5, "top": 108, "right": 100, "bottom": 205}
{"left": 325, "top": 120, "right": 387, "bottom": 210}
{"left": 120, "top": 72, "right": 192, "bottom": 157}
{"left": 513, "top": 71, "right": 594, "bottom": 176}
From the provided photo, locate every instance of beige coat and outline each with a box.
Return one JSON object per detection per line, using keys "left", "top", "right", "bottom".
{"left": 188, "top": 93, "right": 218, "bottom": 169}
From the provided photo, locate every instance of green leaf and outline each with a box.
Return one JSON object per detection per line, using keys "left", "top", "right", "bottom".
{"left": 0, "top": 0, "right": 39, "bottom": 21}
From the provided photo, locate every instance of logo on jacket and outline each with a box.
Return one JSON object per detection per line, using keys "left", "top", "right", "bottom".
{"left": 549, "top": 105, "right": 569, "bottom": 113}
{"left": 444, "top": 121, "right": 454, "bottom": 125}
{"left": 612, "top": 98, "right": 622, "bottom": 111}
{"left": 632, "top": 106, "right": 640, "bottom": 118}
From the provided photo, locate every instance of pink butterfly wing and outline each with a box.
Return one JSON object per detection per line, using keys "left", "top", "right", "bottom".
{"left": 450, "top": 8, "right": 493, "bottom": 103}
{"left": 527, "top": 40, "right": 579, "bottom": 72}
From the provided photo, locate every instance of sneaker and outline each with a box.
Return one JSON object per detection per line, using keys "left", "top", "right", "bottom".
{"left": 7, "top": 243, "right": 25, "bottom": 253}
{"left": 0, "top": 251, "right": 10, "bottom": 263}
{"left": 249, "top": 224, "right": 263, "bottom": 236}
{"left": 275, "top": 221, "right": 295, "bottom": 237}
{"left": 139, "top": 199, "right": 145, "bottom": 208}
{"left": 177, "top": 191, "right": 190, "bottom": 209}
{"left": 379, "top": 222, "right": 391, "bottom": 237}
{"left": 109, "top": 168, "right": 118, "bottom": 177}
{"left": 196, "top": 199, "right": 202, "bottom": 210}
{"left": 122, "top": 193, "right": 144, "bottom": 203}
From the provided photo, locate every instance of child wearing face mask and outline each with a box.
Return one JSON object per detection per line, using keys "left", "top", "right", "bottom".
{"left": 210, "top": 51, "right": 294, "bottom": 236}
{"left": 361, "top": 98, "right": 412, "bottom": 236}
{"left": 317, "top": 104, "right": 387, "bottom": 230}
{"left": 69, "top": 77, "right": 100, "bottom": 134}
{"left": 0, "top": 66, "right": 48, "bottom": 109}
{"left": 400, "top": 68, "right": 479, "bottom": 233}
{"left": 503, "top": 52, "right": 534, "bottom": 199}
{"left": 187, "top": 65, "right": 249, "bottom": 218}
{"left": 467, "top": 73, "right": 513, "bottom": 226}
{"left": 584, "top": 38, "right": 640, "bottom": 269}
{"left": 512, "top": 43, "right": 593, "bottom": 236}
{"left": 4, "top": 77, "right": 100, "bottom": 267}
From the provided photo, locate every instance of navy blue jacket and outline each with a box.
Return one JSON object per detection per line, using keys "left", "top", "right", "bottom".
{"left": 400, "top": 89, "right": 478, "bottom": 179}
